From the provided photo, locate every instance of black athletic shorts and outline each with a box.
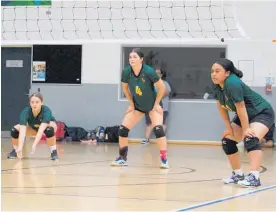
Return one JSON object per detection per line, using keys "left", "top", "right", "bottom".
{"left": 263, "top": 123, "right": 275, "bottom": 141}
{"left": 232, "top": 107, "right": 275, "bottom": 129}
{"left": 134, "top": 101, "right": 163, "bottom": 114}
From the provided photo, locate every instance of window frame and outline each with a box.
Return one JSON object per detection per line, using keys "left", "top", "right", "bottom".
{"left": 118, "top": 43, "right": 228, "bottom": 103}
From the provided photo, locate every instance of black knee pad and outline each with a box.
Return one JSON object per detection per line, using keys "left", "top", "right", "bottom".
{"left": 222, "top": 138, "right": 238, "bottom": 155}
{"left": 44, "top": 127, "right": 55, "bottom": 138}
{"left": 244, "top": 136, "right": 261, "bottom": 152}
{"left": 11, "top": 127, "right": 19, "bottom": 139}
{"left": 118, "top": 125, "right": 129, "bottom": 138}
{"left": 153, "top": 125, "right": 165, "bottom": 138}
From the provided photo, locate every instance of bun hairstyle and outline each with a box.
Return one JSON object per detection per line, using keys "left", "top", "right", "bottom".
{"left": 215, "top": 58, "right": 243, "bottom": 78}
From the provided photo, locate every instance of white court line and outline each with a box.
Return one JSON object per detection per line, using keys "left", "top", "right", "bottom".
{"left": 173, "top": 184, "right": 276, "bottom": 211}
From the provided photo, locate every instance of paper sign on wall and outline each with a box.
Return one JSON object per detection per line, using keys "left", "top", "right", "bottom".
{"left": 32, "top": 61, "right": 46, "bottom": 81}
{"left": 6, "top": 60, "right": 23, "bottom": 68}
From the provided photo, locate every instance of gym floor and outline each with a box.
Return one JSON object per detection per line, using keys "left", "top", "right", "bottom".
{"left": 1, "top": 139, "right": 276, "bottom": 211}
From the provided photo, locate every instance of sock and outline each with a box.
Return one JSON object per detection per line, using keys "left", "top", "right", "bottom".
{"left": 119, "top": 146, "right": 128, "bottom": 161}
{"left": 50, "top": 145, "right": 56, "bottom": 153}
{"left": 13, "top": 145, "right": 18, "bottom": 150}
{"left": 250, "top": 170, "right": 259, "bottom": 179}
{"left": 234, "top": 169, "right": 243, "bottom": 176}
{"left": 160, "top": 150, "right": 167, "bottom": 163}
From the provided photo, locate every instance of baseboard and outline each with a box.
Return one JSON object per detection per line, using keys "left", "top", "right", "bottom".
{"left": 129, "top": 139, "right": 221, "bottom": 146}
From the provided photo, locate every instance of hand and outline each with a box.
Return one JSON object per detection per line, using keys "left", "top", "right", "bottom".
{"left": 152, "top": 104, "right": 163, "bottom": 115}
{"left": 126, "top": 102, "right": 135, "bottom": 114}
{"left": 222, "top": 127, "right": 234, "bottom": 138}
{"left": 16, "top": 148, "right": 23, "bottom": 159}
{"left": 243, "top": 128, "right": 255, "bottom": 138}
{"left": 29, "top": 143, "right": 37, "bottom": 155}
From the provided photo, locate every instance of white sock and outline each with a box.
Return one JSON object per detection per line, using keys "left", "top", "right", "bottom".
{"left": 250, "top": 171, "right": 259, "bottom": 179}
{"left": 13, "top": 145, "right": 18, "bottom": 150}
{"left": 234, "top": 169, "right": 243, "bottom": 176}
{"left": 49, "top": 145, "right": 56, "bottom": 153}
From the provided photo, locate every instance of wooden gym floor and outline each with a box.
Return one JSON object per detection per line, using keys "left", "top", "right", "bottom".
{"left": 1, "top": 138, "right": 276, "bottom": 211}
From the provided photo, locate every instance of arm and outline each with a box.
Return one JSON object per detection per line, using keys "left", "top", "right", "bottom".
{"left": 163, "top": 81, "right": 171, "bottom": 97}
{"left": 17, "top": 125, "right": 27, "bottom": 150}
{"left": 154, "top": 79, "right": 166, "bottom": 106}
{"left": 235, "top": 101, "right": 249, "bottom": 132}
{"left": 216, "top": 101, "right": 232, "bottom": 129}
{"left": 121, "top": 68, "right": 133, "bottom": 106}
{"left": 122, "top": 82, "right": 134, "bottom": 105}
{"left": 227, "top": 81, "right": 249, "bottom": 134}
{"left": 32, "top": 123, "right": 48, "bottom": 146}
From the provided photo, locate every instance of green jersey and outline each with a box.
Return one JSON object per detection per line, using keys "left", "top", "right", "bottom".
{"left": 19, "top": 105, "right": 56, "bottom": 130}
{"left": 214, "top": 74, "right": 271, "bottom": 118}
{"left": 121, "top": 64, "right": 160, "bottom": 112}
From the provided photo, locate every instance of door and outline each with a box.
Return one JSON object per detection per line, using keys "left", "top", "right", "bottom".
{"left": 1, "top": 47, "right": 32, "bottom": 131}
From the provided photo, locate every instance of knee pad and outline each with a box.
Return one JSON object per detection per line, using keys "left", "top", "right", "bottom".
{"left": 11, "top": 127, "right": 19, "bottom": 139}
{"left": 244, "top": 136, "right": 261, "bottom": 152}
{"left": 153, "top": 125, "right": 165, "bottom": 139}
{"left": 44, "top": 127, "right": 55, "bottom": 138}
{"left": 222, "top": 138, "right": 238, "bottom": 155}
{"left": 118, "top": 125, "right": 129, "bottom": 138}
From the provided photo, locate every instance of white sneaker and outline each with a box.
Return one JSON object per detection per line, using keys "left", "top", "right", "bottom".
{"left": 160, "top": 160, "right": 169, "bottom": 169}
{"left": 223, "top": 171, "right": 245, "bottom": 184}
{"left": 111, "top": 157, "right": 128, "bottom": 167}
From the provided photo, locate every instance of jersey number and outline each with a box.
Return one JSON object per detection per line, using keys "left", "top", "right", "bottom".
{"left": 135, "top": 86, "right": 143, "bottom": 96}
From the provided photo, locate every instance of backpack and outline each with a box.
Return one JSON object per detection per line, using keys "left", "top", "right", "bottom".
{"left": 65, "top": 127, "right": 88, "bottom": 142}
{"left": 56, "top": 121, "right": 66, "bottom": 141}
{"left": 104, "top": 126, "right": 120, "bottom": 143}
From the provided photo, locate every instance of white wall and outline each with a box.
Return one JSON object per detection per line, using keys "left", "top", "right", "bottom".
{"left": 81, "top": 43, "right": 121, "bottom": 84}
{"left": 2, "top": 1, "right": 276, "bottom": 87}
{"left": 235, "top": 1, "right": 276, "bottom": 41}
{"left": 78, "top": 39, "right": 276, "bottom": 87}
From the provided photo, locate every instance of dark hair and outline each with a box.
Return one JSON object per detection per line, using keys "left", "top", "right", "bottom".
{"left": 155, "top": 64, "right": 167, "bottom": 79}
{"left": 215, "top": 58, "right": 243, "bottom": 78}
{"left": 29, "top": 92, "right": 43, "bottom": 102}
{"left": 131, "top": 48, "right": 144, "bottom": 58}
{"left": 144, "top": 50, "right": 159, "bottom": 67}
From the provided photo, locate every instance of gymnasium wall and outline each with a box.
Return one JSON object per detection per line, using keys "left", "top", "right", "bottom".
{"left": 4, "top": 1, "right": 276, "bottom": 142}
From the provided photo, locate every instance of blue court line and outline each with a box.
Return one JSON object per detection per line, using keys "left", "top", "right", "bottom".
{"left": 174, "top": 184, "right": 276, "bottom": 211}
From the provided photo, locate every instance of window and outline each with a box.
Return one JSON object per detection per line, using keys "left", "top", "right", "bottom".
{"left": 32, "top": 45, "right": 82, "bottom": 84}
{"left": 121, "top": 46, "right": 226, "bottom": 100}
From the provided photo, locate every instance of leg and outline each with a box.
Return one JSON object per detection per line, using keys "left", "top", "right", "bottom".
{"left": 8, "top": 125, "right": 37, "bottom": 159}
{"left": 111, "top": 109, "right": 144, "bottom": 166}
{"left": 45, "top": 121, "right": 58, "bottom": 160}
{"left": 11, "top": 124, "right": 20, "bottom": 148}
{"left": 222, "top": 123, "right": 245, "bottom": 184}
{"left": 225, "top": 123, "right": 243, "bottom": 170}
{"left": 261, "top": 139, "right": 274, "bottom": 148}
{"left": 8, "top": 125, "right": 20, "bottom": 159}
{"left": 162, "top": 111, "right": 169, "bottom": 132}
{"left": 142, "top": 113, "right": 152, "bottom": 144}
{"left": 246, "top": 122, "right": 269, "bottom": 171}
{"left": 261, "top": 123, "right": 275, "bottom": 148}
{"left": 238, "top": 122, "right": 271, "bottom": 188}
{"left": 149, "top": 106, "right": 169, "bottom": 169}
